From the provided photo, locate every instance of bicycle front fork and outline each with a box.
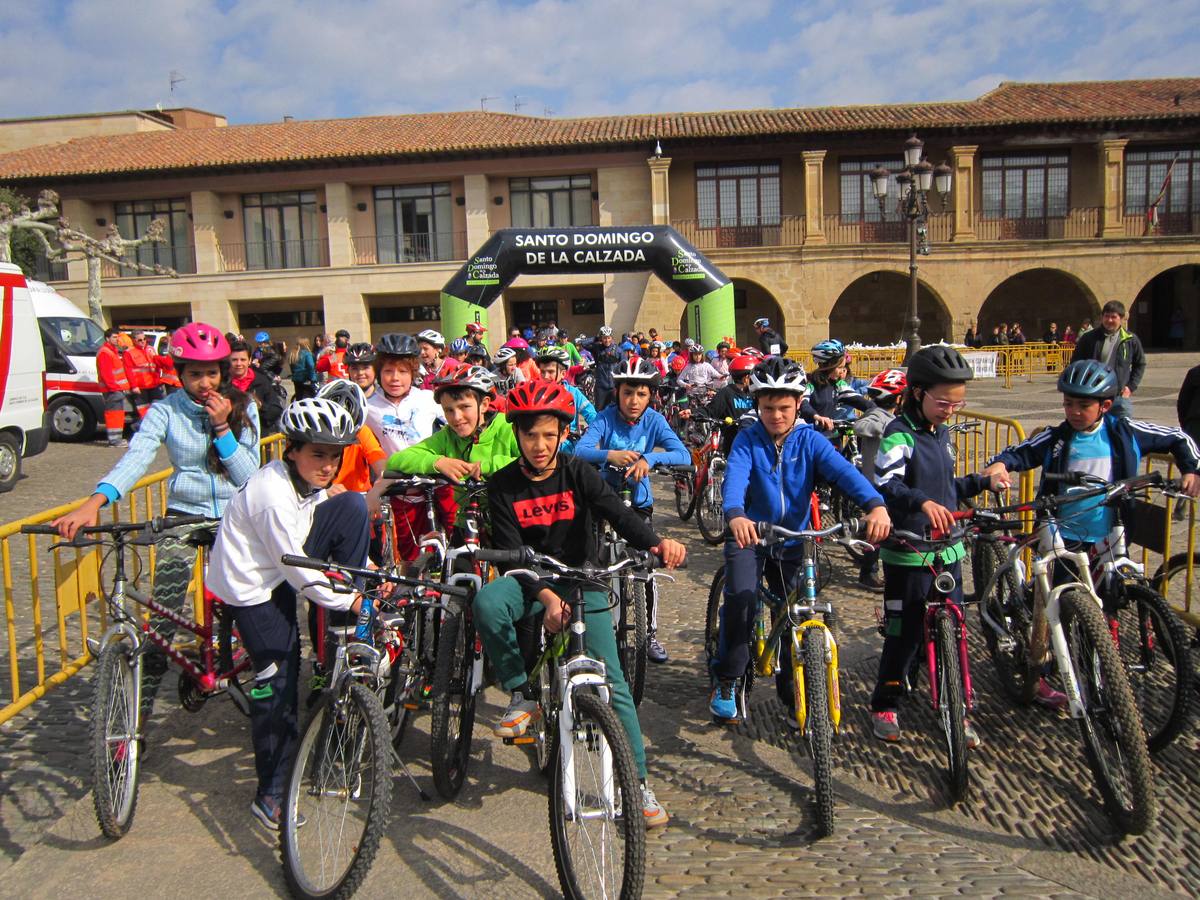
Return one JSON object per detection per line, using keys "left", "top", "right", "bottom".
{"left": 791, "top": 624, "right": 841, "bottom": 734}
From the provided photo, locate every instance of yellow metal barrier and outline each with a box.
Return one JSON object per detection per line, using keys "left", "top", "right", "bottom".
{"left": 950, "top": 409, "right": 1036, "bottom": 514}
{"left": 995, "top": 344, "right": 1070, "bottom": 388}
{"left": 1138, "top": 454, "right": 1200, "bottom": 628}
{"left": 0, "top": 433, "right": 285, "bottom": 725}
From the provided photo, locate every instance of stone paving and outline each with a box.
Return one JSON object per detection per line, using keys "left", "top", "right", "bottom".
{"left": 1, "top": 355, "right": 1199, "bottom": 896}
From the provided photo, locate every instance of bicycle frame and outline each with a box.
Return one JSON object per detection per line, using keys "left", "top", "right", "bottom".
{"left": 923, "top": 593, "right": 975, "bottom": 715}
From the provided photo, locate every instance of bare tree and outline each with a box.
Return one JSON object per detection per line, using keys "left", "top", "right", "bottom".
{"left": 0, "top": 189, "right": 178, "bottom": 325}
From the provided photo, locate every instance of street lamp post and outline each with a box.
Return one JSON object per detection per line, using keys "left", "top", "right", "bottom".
{"left": 870, "top": 136, "right": 953, "bottom": 363}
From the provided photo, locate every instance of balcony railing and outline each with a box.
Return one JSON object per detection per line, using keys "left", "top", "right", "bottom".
{"left": 823, "top": 212, "right": 953, "bottom": 245}
{"left": 100, "top": 245, "right": 197, "bottom": 278}
{"left": 974, "top": 208, "right": 1100, "bottom": 240}
{"left": 670, "top": 216, "right": 805, "bottom": 249}
{"left": 31, "top": 255, "right": 69, "bottom": 282}
{"left": 219, "top": 238, "right": 330, "bottom": 273}
{"left": 1122, "top": 211, "right": 1200, "bottom": 237}
{"left": 352, "top": 232, "right": 465, "bottom": 265}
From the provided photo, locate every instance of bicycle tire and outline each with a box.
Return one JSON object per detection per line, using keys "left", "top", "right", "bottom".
{"left": 381, "top": 610, "right": 423, "bottom": 753}
{"left": 696, "top": 463, "right": 726, "bottom": 545}
{"left": 429, "top": 609, "right": 478, "bottom": 800}
{"left": 934, "top": 611, "right": 969, "bottom": 805}
{"left": 283, "top": 681, "right": 393, "bottom": 899}
{"left": 705, "top": 567, "right": 755, "bottom": 697}
{"left": 90, "top": 642, "right": 142, "bottom": 840}
{"left": 1059, "top": 589, "right": 1157, "bottom": 836}
{"left": 673, "top": 469, "right": 696, "bottom": 522}
{"left": 617, "top": 574, "right": 648, "bottom": 706}
{"left": 1109, "top": 581, "right": 1193, "bottom": 753}
{"left": 801, "top": 628, "right": 835, "bottom": 837}
{"left": 548, "top": 690, "right": 645, "bottom": 900}
{"left": 974, "top": 540, "right": 1038, "bottom": 704}
{"left": 531, "top": 646, "right": 558, "bottom": 777}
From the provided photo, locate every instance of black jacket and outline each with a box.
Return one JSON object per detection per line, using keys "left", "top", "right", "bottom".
{"left": 1178, "top": 364, "right": 1200, "bottom": 431}
{"left": 757, "top": 328, "right": 788, "bottom": 356}
{"left": 1070, "top": 326, "right": 1146, "bottom": 393}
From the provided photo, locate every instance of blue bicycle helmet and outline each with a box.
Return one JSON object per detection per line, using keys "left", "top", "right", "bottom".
{"left": 811, "top": 339, "right": 845, "bottom": 365}
{"left": 1057, "top": 359, "right": 1118, "bottom": 399}
{"left": 449, "top": 337, "right": 471, "bottom": 355}
{"left": 254, "top": 330, "right": 270, "bottom": 343}
{"left": 619, "top": 340, "right": 637, "bottom": 353}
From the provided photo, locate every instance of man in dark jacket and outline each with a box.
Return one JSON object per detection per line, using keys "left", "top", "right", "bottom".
{"left": 753, "top": 317, "right": 788, "bottom": 356}
{"left": 1070, "top": 301, "right": 1146, "bottom": 418}
{"left": 587, "top": 329, "right": 623, "bottom": 411}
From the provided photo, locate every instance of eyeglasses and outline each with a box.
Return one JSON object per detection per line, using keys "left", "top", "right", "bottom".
{"left": 926, "top": 397, "right": 967, "bottom": 412}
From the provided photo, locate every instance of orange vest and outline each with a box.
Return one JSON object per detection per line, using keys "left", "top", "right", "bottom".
{"left": 154, "top": 354, "right": 182, "bottom": 389}
{"left": 124, "top": 344, "right": 159, "bottom": 389}
{"left": 96, "top": 343, "right": 132, "bottom": 392}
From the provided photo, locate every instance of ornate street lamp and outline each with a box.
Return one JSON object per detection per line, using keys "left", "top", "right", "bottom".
{"left": 870, "top": 135, "right": 953, "bottom": 362}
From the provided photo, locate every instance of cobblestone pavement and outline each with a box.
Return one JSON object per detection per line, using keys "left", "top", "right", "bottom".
{"left": 2, "top": 355, "right": 1199, "bottom": 896}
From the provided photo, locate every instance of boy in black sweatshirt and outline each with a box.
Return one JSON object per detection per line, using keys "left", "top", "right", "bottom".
{"left": 473, "top": 379, "right": 686, "bottom": 828}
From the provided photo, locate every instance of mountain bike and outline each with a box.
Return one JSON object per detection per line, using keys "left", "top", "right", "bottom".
{"left": 704, "top": 520, "right": 870, "bottom": 837}
{"left": 475, "top": 546, "right": 651, "bottom": 900}
{"left": 23, "top": 515, "right": 251, "bottom": 840}
{"left": 972, "top": 477, "right": 1157, "bottom": 835}
{"left": 280, "top": 553, "right": 475, "bottom": 898}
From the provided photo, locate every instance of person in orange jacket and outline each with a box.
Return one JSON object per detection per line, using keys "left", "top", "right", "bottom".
{"left": 96, "top": 329, "right": 147, "bottom": 446}
{"left": 126, "top": 330, "right": 164, "bottom": 404}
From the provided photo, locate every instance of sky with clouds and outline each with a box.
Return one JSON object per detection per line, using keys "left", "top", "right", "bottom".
{"left": 1, "top": 0, "right": 1197, "bottom": 124}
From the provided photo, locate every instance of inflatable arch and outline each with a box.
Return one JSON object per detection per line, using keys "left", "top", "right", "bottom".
{"left": 440, "top": 226, "right": 735, "bottom": 348}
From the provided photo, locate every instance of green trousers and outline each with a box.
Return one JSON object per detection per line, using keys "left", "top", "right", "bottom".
{"left": 473, "top": 575, "right": 647, "bottom": 779}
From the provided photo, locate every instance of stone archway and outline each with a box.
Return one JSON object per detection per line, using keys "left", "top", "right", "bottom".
{"left": 977, "top": 268, "right": 1099, "bottom": 344}
{"left": 677, "top": 277, "right": 785, "bottom": 348}
{"left": 1130, "top": 264, "right": 1200, "bottom": 350}
{"left": 829, "top": 271, "right": 951, "bottom": 345}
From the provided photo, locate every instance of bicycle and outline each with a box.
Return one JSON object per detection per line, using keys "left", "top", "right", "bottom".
{"left": 23, "top": 515, "right": 252, "bottom": 840}
{"left": 972, "top": 477, "right": 1157, "bottom": 835}
{"left": 883, "top": 518, "right": 990, "bottom": 805}
{"left": 671, "top": 412, "right": 729, "bottom": 543}
{"left": 704, "top": 520, "right": 870, "bottom": 837}
{"left": 474, "top": 545, "right": 651, "bottom": 900}
{"left": 280, "top": 553, "right": 476, "bottom": 898}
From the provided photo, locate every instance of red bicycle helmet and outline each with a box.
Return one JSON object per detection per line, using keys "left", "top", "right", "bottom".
{"left": 505, "top": 378, "right": 576, "bottom": 422}
{"left": 866, "top": 367, "right": 908, "bottom": 400}
{"left": 728, "top": 354, "right": 757, "bottom": 377}
{"left": 170, "top": 322, "right": 230, "bottom": 362}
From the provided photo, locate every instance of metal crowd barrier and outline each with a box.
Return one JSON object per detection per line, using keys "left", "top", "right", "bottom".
{"left": 0, "top": 433, "right": 285, "bottom": 726}
{"left": 950, "top": 409, "right": 1036, "bottom": 517}
{"left": 1135, "top": 454, "right": 1200, "bottom": 628}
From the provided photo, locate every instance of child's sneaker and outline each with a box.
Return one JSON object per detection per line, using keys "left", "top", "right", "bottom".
{"left": 1034, "top": 678, "right": 1068, "bottom": 712}
{"left": 708, "top": 680, "right": 739, "bottom": 722}
{"left": 646, "top": 634, "right": 669, "bottom": 664}
{"left": 641, "top": 782, "right": 669, "bottom": 828}
{"left": 493, "top": 691, "right": 541, "bottom": 738}
{"left": 963, "top": 718, "right": 981, "bottom": 749}
{"left": 872, "top": 710, "right": 901, "bottom": 742}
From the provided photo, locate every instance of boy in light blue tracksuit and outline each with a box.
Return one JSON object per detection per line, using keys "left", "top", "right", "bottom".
{"left": 575, "top": 357, "right": 690, "bottom": 662}
{"left": 711, "top": 357, "right": 890, "bottom": 724}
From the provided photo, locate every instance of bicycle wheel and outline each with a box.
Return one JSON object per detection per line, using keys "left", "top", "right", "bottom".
{"left": 90, "top": 642, "right": 142, "bottom": 839}
{"left": 934, "top": 611, "right": 969, "bottom": 805}
{"left": 616, "top": 574, "right": 648, "bottom": 706}
{"left": 974, "top": 540, "right": 1037, "bottom": 704}
{"left": 673, "top": 469, "right": 696, "bottom": 522}
{"left": 800, "top": 628, "right": 835, "bottom": 837}
{"left": 548, "top": 690, "right": 645, "bottom": 900}
{"left": 429, "top": 609, "right": 479, "bottom": 800}
{"left": 705, "top": 568, "right": 755, "bottom": 696}
{"left": 696, "top": 464, "right": 726, "bottom": 545}
{"left": 283, "top": 681, "right": 393, "bottom": 899}
{"left": 830, "top": 490, "right": 867, "bottom": 563}
{"left": 1059, "top": 589, "right": 1156, "bottom": 836}
{"left": 381, "top": 610, "right": 423, "bottom": 753}
{"left": 531, "top": 647, "right": 558, "bottom": 777}
{"left": 1109, "top": 581, "right": 1193, "bottom": 753}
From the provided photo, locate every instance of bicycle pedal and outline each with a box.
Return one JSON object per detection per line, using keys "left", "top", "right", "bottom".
{"left": 509, "top": 735, "right": 536, "bottom": 745}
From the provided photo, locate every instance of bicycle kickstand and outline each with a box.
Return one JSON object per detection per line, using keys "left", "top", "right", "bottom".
{"left": 390, "top": 746, "right": 431, "bottom": 802}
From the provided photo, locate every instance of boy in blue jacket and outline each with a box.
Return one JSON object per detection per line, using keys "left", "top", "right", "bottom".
{"left": 711, "top": 357, "right": 891, "bottom": 723}
{"left": 576, "top": 356, "right": 691, "bottom": 662}
{"left": 535, "top": 345, "right": 597, "bottom": 452}
{"left": 870, "top": 346, "right": 1007, "bottom": 744}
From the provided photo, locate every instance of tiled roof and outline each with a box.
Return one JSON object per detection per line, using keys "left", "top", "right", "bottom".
{"left": 2, "top": 78, "right": 1198, "bottom": 181}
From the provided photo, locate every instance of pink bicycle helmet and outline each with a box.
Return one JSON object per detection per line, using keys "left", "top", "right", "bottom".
{"left": 502, "top": 337, "right": 530, "bottom": 351}
{"left": 170, "top": 322, "right": 230, "bottom": 362}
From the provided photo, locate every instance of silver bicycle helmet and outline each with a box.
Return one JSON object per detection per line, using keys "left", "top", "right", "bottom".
{"left": 281, "top": 398, "right": 359, "bottom": 446}
{"left": 416, "top": 329, "right": 445, "bottom": 348}
{"left": 493, "top": 346, "right": 517, "bottom": 364}
{"left": 536, "top": 346, "right": 572, "bottom": 367}
{"left": 317, "top": 378, "right": 368, "bottom": 429}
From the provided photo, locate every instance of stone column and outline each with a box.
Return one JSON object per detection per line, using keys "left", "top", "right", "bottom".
{"left": 950, "top": 146, "right": 978, "bottom": 241}
{"left": 322, "top": 284, "right": 370, "bottom": 340}
{"left": 60, "top": 197, "right": 93, "bottom": 281}
{"left": 190, "top": 295, "right": 237, "bottom": 333}
{"left": 802, "top": 150, "right": 826, "bottom": 244}
{"left": 647, "top": 156, "right": 671, "bottom": 225}
{"left": 189, "top": 190, "right": 222, "bottom": 274}
{"left": 324, "top": 181, "right": 354, "bottom": 267}
{"left": 1100, "top": 139, "right": 1129, "bottom": 238}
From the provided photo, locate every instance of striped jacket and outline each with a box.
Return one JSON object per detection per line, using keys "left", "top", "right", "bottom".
{"left": 96, "top": 390, "right": 261, "bottom": 517}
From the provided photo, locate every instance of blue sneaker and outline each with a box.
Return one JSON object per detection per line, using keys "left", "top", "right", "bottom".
{"left": 709, "top": 679, "right": 739, "bottom": 723}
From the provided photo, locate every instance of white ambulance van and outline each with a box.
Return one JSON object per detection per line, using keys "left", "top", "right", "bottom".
{"left": 26, "top": 279, "right": 106, "bottom": 441}
{"left": 0, "top": 263, "right": 50, "bottom": 492}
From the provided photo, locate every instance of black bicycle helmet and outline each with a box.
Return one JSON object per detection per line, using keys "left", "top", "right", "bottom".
{"left": 375, "top": 332, "right": 420, "bottom": 357}
{"left": 344, "top": 342, "right": 377, "bottom": 365}
{"left": 1057, "top": 359, "right": 1118, "bottom": 399}
{"left": 905, "top": 345, "right": 974, "bottom": 388}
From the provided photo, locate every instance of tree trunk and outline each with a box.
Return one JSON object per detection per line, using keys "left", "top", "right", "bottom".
{"left": 87, "top": 256, "right": 106, "bottom": 326}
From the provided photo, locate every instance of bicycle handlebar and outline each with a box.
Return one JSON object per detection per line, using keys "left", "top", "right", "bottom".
{"left": 279, "top": 554, "right": 471, "bottom": 599}
{"left": 21, "top": 514, "right": 214, "bottom": 538}
{"left": 756, "top": 520, "right": 873, "bottom": 554}
{"left": 471, "top": 546, "right": 676, "bottom": 576}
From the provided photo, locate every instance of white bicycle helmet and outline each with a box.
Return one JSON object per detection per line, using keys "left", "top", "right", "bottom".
{"left": 416, "top": 329, "right": 445, "bottom": 348}
{"left": 536, "top": 346, "right": 572, "bottom": 367}
{"left": 612, "top": 356, "right": 661, "bottom": 386}
{"left": 433, "top": 363, "right": 495, "bottom": 401}
{"left": 598, "top": 325, "right": 614, "bottom": 338}
{"left": 749, "top": 358, "right": 808, "bottom": 395}
{"left": 493, "top": 346, "right": 517, "bottom": 364}
{"left": 316, "top": 378, "right": 368, "bottom": 429}
{"left": 281, "top": 398, "right": 359, "bottom": 446}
